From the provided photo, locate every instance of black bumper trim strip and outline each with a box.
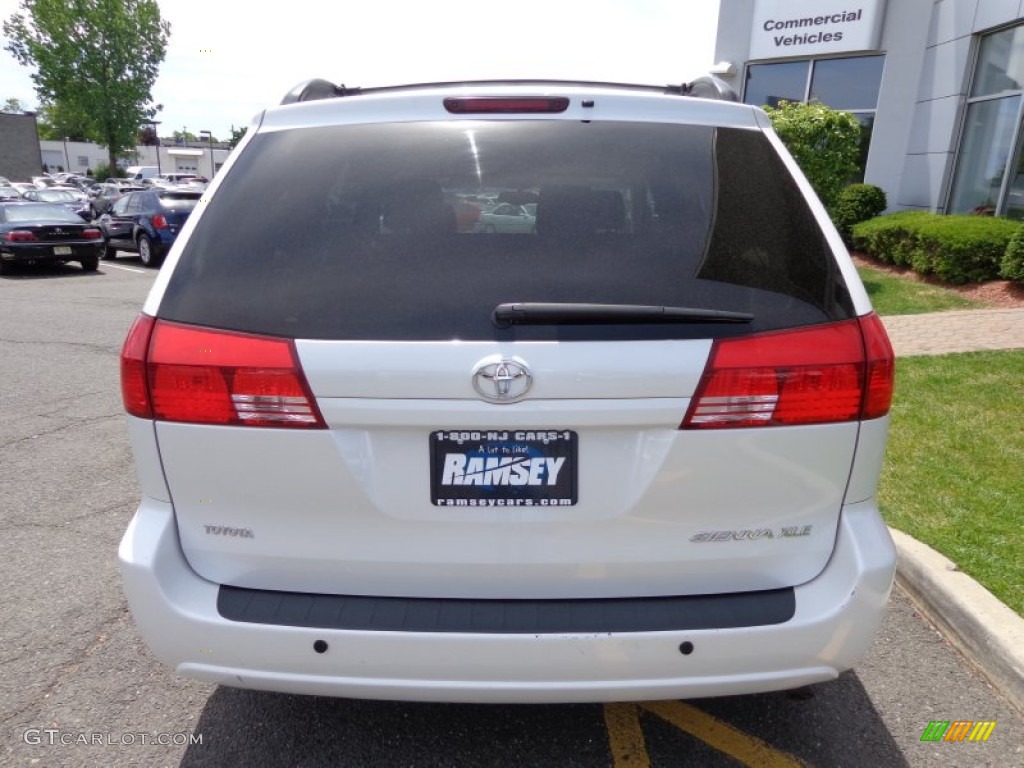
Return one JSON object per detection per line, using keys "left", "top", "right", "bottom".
{"left": 216, "top": 585, "right": 795, "bottom": 633}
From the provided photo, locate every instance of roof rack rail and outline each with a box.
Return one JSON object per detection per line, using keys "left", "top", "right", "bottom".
{"left": 280, "top": 76, "right": 739, "bottom": 106}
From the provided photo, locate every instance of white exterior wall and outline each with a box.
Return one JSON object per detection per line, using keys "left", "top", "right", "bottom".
{"left": 36, "top": 139, "right": 229, "bottom": 180}
{"left": 715, "top": 0, "right": 1024, "bottom": 213}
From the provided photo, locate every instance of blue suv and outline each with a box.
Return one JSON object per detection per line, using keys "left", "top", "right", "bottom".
{"left": 98, "top": 189, "right": 201, "bottom": 267}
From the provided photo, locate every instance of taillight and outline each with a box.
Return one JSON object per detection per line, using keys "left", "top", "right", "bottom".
{"left": 682, "top": 316, "right": 894, "bottom": 429}
{"left": 443, "top": 97, "right": 570, "bottom": 114}
{"left": 859, "top": 313, "right": 896, "bottom": 419}
{"left": 152, "top": 214, "right": 168, "bottom": 229}
{"left": 82, "top": 228, "right": 102, "bottom": 240}
{"left": 121, "top": 314, "right": 156, "bottom": 418}
{"left": 119, "top": 316, "right": 326, "bottom": 429}
{"left": 5, "top": 230, "right": 38, "bottom": 242}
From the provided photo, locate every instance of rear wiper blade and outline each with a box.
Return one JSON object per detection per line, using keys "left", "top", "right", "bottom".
{"left": 492, "top": 302, "right": 754, "bottom": 328}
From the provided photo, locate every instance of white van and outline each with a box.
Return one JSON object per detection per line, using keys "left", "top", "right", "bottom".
{"left": 118, "top": 78, "right": 897, "bottom": 704}
{"left": 124, "top": 165, "right": 159, "bottom": 182}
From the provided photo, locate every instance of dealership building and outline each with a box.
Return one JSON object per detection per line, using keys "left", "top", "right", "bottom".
{"left": 715, "top": 0, "right": 1024, "bottom": 217}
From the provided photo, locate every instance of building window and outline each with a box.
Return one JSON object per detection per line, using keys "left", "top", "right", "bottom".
{"left": 77, "top": 156, "right": 89, "bottom": 168}
{"left": 744, "top": 61, "right": 809, "bottom": 108}
{"left": 949, "top": 25, "right": 1024, "bottom": 217}
{"left": 744, "top": 55, "right": 885, "bottom": 180}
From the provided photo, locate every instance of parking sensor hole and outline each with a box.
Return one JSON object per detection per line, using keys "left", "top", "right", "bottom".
{"left": 313, "top": 640, "right": 328, "bottom": 654}
{"left": 679, "top": 641, "right": 694, "bottom": 655}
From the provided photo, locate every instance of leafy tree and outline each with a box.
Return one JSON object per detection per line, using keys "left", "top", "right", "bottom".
{"left": 3, "top": 0, "right": 171, "bottom": 172}
{"left": 172, "top": 129, "right": 197, "bottom": 143}
{"left": 137, "top": 124, "right": 158, "bottom": 146}
{"left": 227, "top": 125, "right": 246, "bottom": 149}
{"left": 34, "top": 100, "right": 90, "bottom": 141}
{"left": 2, "top": 96, "right": 29, "bottom": 113}
{"left": 762, "top": 100, "right": 861, "bottom": 212}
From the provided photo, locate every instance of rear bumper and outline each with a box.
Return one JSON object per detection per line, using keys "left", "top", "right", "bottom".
{"left": 1, "top": 243, "right": 103, "bottom": 263}
{"left": 118, "top": 499, "right": 895, "bottom": 703}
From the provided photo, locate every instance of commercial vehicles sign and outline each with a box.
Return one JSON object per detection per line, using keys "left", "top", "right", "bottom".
{"left": 750, "top": 0, "right": 886, "bottom": 60}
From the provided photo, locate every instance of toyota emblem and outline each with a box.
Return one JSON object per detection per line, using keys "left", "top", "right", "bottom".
{"left": 472, "top": 357, "right": 532, "bottom": 403}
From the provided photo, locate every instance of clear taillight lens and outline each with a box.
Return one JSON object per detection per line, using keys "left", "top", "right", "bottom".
{"left": 119, "top": 315, "right": 326, "bottom": 429}
{"left": 682, "top": 315, "right": 894, "bottom": 429}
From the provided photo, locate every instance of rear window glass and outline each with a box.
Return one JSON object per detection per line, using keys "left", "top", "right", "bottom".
{"left": 1, "top": 204, "right": 82, "bottom": 223}
{"left": 160, "top": 120, "right": 852, "bottom": 341}
{"left": 158, "top": 192, "right": 201, "bottom": 211}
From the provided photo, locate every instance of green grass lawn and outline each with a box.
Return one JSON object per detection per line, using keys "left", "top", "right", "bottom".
{"left": 879, "top": 351, "right": 1024, "bottom": 614}
{"left": 857, "top": 265, "right": 983, "bottom": 315}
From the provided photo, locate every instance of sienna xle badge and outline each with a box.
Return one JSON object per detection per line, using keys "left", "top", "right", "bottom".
{"left": 118, "top": 77, "right": 896, "bottom": 704}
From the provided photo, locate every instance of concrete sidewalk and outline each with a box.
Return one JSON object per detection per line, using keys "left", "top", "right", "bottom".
{"left": 876, "top": 307, "right": 1024, "bottom": 713}
{"left": 882, "top": 307, "right": 1024, "bottom": 357}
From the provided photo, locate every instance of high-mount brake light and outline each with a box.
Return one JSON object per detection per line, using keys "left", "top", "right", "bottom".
{"left": 119, "top": 316, "right": 326, "bottom": 429}
{"left": 682, "top": 316, "right": 895, "bottom": 429}
{"left": 443, "top": 96, "right": 570, "bottom": 114}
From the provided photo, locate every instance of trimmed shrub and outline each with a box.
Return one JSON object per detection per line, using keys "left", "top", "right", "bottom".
{"left": 763, "top": 101, "right": 861, "bottom": 211}
{"left": 851, "top": 211, "right": 931, "bottom": 267}
{"left": 1001, "top": 227, "right": 1024, "bottom": 281}
{"left": 92, "top": 162, "right": 121, "bottom": 180}
{"left": 852, "top": 212, "right": 1020, "bottom": 284}
{"left": 832, "top": 184, "right": 887, "bottom": 241}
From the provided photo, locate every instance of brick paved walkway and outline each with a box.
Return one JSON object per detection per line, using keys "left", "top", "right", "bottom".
{"left": 881, "top": 308, "right": 1024, "bottom": 357}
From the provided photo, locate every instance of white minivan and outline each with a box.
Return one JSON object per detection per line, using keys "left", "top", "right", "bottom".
{"left": 118, "top": 79, "right": 897, "bottom": 704}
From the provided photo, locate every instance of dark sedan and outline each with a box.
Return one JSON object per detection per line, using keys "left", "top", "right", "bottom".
{"left": 98, "top": 188, "right": 202, "bottom": 267}
{"left": 0, "top": 202, "right": 104, "bottom": 274}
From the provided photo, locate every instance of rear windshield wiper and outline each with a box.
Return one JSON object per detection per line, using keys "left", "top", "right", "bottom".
{"left": 492, "top": 302, "right": 754, "bottom": 328}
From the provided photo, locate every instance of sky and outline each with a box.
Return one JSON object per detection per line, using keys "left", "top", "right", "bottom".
{"left": 0, "top": 0, "right": 722, "bottom": 141}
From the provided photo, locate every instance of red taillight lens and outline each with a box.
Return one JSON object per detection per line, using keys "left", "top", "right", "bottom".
{"left": 5, "top": 230, "right": 39, "bottom": 242}
{"left": 118, "top": 316, "right": 326, "bottom": 428}
{"left": 682, "top": 316, "right": 894, "bottom": 429}
{"left": 121, "top": 314, "right": 157, "bottom": 418}
{"left": 82, "top": 227, "right": 102, "bottom": 240}
{"left": 152, "top": 214, "right": 168, "bottom": 229}
{"left": 443, "top": 97, "right": 570, "bottom": 114}
{"left": 859, "top": 313, "right": 896, "bottom": 419}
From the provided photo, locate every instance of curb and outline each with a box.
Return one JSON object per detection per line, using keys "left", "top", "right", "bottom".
{"left": 889, "top": 527, "right": 1024, "bottom": 715}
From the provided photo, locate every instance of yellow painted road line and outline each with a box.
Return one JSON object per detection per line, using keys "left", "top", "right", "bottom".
{"left": 604, "top": 703, "right": 651, "bottom": 767}
{"left": 640, "top": 701, "right": 807, "bottom": 768}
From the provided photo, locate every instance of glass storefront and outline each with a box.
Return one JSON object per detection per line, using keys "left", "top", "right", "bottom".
{"left": 949, "top": 25, "right": 1024, "bottom": 217}
{"left": 744, "top": 55, "right": 885, "bottom": 180}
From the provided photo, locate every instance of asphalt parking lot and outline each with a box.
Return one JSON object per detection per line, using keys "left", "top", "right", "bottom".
{"left": 1, "top": 257, "right": 1022, "bottom": 767}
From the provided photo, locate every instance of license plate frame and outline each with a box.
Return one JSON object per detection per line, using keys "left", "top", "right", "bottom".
{"left": 430, "top": 430, "right": 578, "bottom": 507}
{"left": 53, "top": 246, "right": 72, "bottom": 256}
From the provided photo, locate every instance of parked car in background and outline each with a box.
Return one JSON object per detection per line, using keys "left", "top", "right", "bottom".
{"left": 89, "top": 183, "right": 145, "bottom": 218}
{"left": 157, "top": 173, "right": 204, "bottom": 184}
{"left": 476, "top": 201, "right": 537, "bottom": 233}
{"left": 0, "top": 201, "right": 104, "bottom": 273}
{"left": 98, "top": 188, "right": 202, "bottom": 267}
{"left": 0, "top": 186, "right": 22, "bottom": 202}
{"left": 20, "top": 188, "right": 92, "bottom": 221}
{"left": 117, "top": 78, "right": 897, "bottom": 704}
